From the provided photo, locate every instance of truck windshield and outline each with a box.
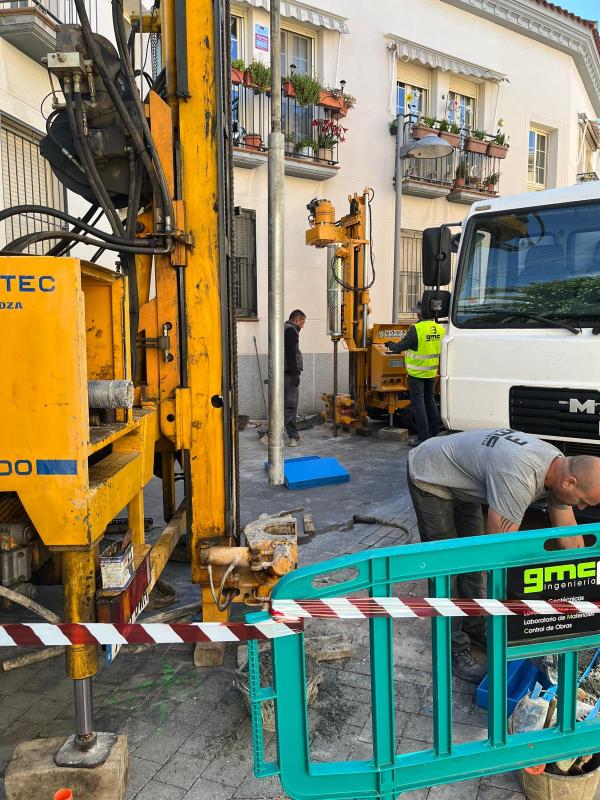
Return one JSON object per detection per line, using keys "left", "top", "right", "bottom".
{"left": 454, "top": 201, "right": 600, "bottom": 327}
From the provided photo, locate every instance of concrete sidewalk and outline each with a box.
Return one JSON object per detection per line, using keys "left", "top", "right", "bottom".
{"left": 0, "top": 426, "right": 530, "bottom": 799}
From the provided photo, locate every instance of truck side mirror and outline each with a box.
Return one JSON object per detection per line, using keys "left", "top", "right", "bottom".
{"left": 422, "top": 227, "right": 452, "bottom": 286}
{"left": 422, "top": 289, "right": 451, "bottom": 320}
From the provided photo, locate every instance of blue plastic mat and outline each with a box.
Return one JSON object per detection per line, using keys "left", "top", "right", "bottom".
{"left": 264, "top": 455, "right": 350, "bottom": 490}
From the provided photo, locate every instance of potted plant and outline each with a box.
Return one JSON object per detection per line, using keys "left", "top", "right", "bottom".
{"left": 389, "top": 119, "right": 398, "bottom": 137}
{"left": 244, "top": 132, "right": 263, "bottom": 151}
{"left": 486, "top": 172, "right": 500, "bottom": 192}
{"left": 245, "top": 60, "right": 271, "bottom": 93}
{"left": 412, "top": 115, "right": 438, "bottom": 140}
{"left": 289, "top": 72, "right": 322, "bottom": 107}
{"left": 284, "top": 132, "right": 296, "bottom": 154}
{"left": 282, "top": 75, "right": 295, "bottom": 97}
{"left": 338, "top": 92, "right": 356, "bottom": 118}
{"left": 487, "top": 120, "right": 510, "bottom": 159}
{"left": 464, "top": 129, "right": 488, "bottom": 154}
{"left": 438, "top": 118, "right": 460, "bottom": 148}
{"left": 319, "top": 84, "right": 345, "bottom": 112}
{"left": 294, "top": 137, "right": 315, "bottom": 158}
{"left": 454, "top": 159, "right": 467, "bottom": 188}
{"left": 312, "top": 118, "right": 347, "bottom": 161}
{"left": 231, "top": 58, "right": 245, "bottom": 85}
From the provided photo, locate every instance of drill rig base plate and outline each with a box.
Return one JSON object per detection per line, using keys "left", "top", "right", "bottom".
{"left": 5, "top": 735, "right": 128, "bottom": 800}
{"left": 55, "top": 732, "right": 119, "bottom": 768}
{"left": 193, "top": 641, "right": 225, "bottom": 667}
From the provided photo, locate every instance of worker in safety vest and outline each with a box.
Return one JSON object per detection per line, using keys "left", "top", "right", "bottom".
{"left": 387, "top": 298, "right": 444, "bottom": 446}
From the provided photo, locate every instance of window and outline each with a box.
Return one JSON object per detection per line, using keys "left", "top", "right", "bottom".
{"left": 231, "top": 15, "right": 242, "bottom": 60}
{"left": 398, "top": 230, "right": 424, "bottom": 317}
{"left": 448, "top": 91, "right": 475, "bottom": 130}
{"left": 396, "top": 83, "right": 427, "bottom": 118}
{"left": 234, "top": 208, "right": 257, "bottom": 318}
{"left": 1, "top": 117, "right": 65, "bottom": 255}
{"left": 281, "top": 29, "right": 313, "bottom": 76}
{"left": 528, "top": 128, "right": 548, "bottom": 189}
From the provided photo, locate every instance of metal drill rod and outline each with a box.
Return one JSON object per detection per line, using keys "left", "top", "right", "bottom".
{"left": 392, "top": 112, "right": 405, "bottom": 323}
{"left": 73, "top": 677, "right": 97, "bottom": 750}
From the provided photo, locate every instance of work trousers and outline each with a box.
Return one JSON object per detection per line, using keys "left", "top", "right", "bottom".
{"left": 408, "top": 472, "right": 486, "bottom": 653}
{"left": 407, "top": 375, "right": 439, "bottom": 443}
{"left": 284, "top": 373, "right": 300, "bottom": 440}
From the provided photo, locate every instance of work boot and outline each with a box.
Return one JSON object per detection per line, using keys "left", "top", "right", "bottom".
{"left": 288, "top": 437, "right": 300, "bottom": 447}
{"left": 469, "top": 627, "right": 488, "bottom": 653}
{"left": 452, "top": 648, "right": 486, "bottom": 683}
{"left": 408, "top": 437, "right": 421, "bottom": 447}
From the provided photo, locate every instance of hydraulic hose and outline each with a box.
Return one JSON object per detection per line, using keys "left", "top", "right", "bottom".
{"left": 46, "top": 204, "right": 102, "bottom": 257}
{"left": 1, "top": 230, "right": 170, "bottom": 255}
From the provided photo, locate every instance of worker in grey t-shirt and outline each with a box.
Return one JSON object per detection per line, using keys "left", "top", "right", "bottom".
{"left": 407, "top": 428, "right": 600, "bottom": 683}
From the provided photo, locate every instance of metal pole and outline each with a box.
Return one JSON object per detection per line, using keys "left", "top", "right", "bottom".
{"left": 333, "top": 338, "right": 338, "bottom": 437}
{"left": 73, "top": 677, "right": 96, "bottom": 750}
{"left": 392, "top": 112, "right": 404, "bottom": 322}
{"left": 267, "top": 0, "right": 285, "bottom": 485}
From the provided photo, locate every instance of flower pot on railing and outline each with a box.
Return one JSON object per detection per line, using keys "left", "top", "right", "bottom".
{"left": 282, "top": 80, "right": 295, "bottom": 98}
{"left": 487, "top": 142, "right": 509, "bottom": 159}
{"left": 439, "top": 131, "right": 460, "bottom": 148}
{"left": 231, "top": 67, "right": 245, "bottom": 85}
{"left": 453, "top": 177, "right": 466, "bottom": 188}
{"left": 242, "top": 70, "right": 254, "bottom": 87}
{"left": 411, "top": 124, "right": 437, "bottom": 140}
{"left": 244, "top": 133, "right": 262, "bottom": 151}
{"left": 464, "top": 136, "right": 488, "bottom": 154}
{"left": 317, "top": 147, "right": 334, "bottom": 162}
{"left": 319, "top": 91, "right": 344, "bottom": 112}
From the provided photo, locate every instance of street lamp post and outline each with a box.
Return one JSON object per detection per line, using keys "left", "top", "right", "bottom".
{"left": 391, "top": 116, "right": 454, "bottom": 321}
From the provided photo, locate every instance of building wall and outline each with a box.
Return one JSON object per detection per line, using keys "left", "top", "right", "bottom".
{"left": 233, "top": 0, "right": 600, "bottom": 418}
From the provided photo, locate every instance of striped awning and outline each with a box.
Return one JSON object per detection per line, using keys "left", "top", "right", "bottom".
{"left": 387, "top": 35, "right": 507, "bottom": 82}
{"left": 239, "top": 0, "right": 349, "bottom": 33}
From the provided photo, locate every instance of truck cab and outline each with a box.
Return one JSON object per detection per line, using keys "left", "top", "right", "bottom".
{"left": 426, "top": 181, "right": 600, "bottom": 456}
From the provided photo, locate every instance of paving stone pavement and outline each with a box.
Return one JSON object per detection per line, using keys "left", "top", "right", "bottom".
{"left": 0, "top": 426, "right": 586, "bottom": 799}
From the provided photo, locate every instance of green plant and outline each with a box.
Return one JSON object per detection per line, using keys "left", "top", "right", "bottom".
{"left": 487, "top": 172, "right": 500, "bottom": 186}
{"left": 312, "top": 118, "right": 347, "bottom": 148}
{"left": 284, "top": 132, "right": 296, "bottom": 144}
{"left": 421, "top": 115, "right": 437, "bottom": 128}
{"left": 471, "top": 129, "right": 486, "bottom": 141}
{"left": 321, "top": 84, "right": 343, "bottom": 98}
{"left": 438, "top": 119, "right": 450, "bottom": 132}
{"left": 450, "top": 122, "right": 460, "bottom": 134}
{"left": 342, "top": 93, "right": 356, "bottom": 109}
{"left": 231, "top": 58, "right": 246, "bottom": 71}
{"left": 455, "top": 159, "right": 467, "bottom": 179}
{"left": 294, "top": 137, "right": 315, "bottom": 153}
{"left": 493, "top": 131, "right": 509, "bottom": 146}
{"left": 290, "top": 72, "right": 322, "bottom": 107}
{"left": 248, "top": 60, "right": 271, "bottom": 93}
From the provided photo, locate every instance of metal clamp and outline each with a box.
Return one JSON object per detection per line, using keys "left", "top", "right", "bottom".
{"left": 139, "top": 322, "right": 174, "bottom": 362}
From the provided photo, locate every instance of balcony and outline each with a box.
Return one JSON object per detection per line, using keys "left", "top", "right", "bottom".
{"left": 231, "top": 76, "right": 346, "bottom": 181}
{"left": 395, "top": 116, "right": 504, "bottom": 204}
{"left": 577, "top": 172, "right": 599, "bottom": 183}
{"left": 0, "top": 0, "right": 95, "bottom": 62}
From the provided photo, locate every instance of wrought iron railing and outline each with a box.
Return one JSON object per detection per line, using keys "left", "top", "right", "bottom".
{"left": 232, "top": 79, "right": 343, "bottom": 165}
{"left": 577, "top": 172, "right": 599, "bottom": 183}
{"left": 400, "top": 114, "right": 503, "bottom": 196}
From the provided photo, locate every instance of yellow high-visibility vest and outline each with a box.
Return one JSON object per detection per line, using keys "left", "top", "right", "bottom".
{"left": 405, "top": 320, "right": 445, "bottom": 379}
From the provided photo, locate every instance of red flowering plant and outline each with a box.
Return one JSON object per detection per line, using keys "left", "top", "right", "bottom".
{"left": 312, "top": 118, "right": 348, "bottom": 149}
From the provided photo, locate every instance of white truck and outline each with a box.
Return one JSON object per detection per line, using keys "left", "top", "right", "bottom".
{"left": 422, "top": 181, "right": 600, "bottom": 459}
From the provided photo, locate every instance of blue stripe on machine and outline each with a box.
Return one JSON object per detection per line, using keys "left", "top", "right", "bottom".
{"left": 36, "top": 460, "right": 77, "bottom": 475}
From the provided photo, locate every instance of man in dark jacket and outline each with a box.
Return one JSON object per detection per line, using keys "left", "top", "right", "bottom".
{"left": 283, "top": 310, "right": 306, "bottom": 446}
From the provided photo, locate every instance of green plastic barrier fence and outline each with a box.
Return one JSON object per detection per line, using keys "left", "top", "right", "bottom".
{"left": 247, "top": 523, "right": 600, "bottom": 799}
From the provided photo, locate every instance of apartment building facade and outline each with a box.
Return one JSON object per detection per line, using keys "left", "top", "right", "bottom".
{"left": 231, "top": 0, "right": 600, "bottom": 417}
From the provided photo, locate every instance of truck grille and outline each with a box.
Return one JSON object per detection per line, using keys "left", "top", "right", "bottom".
{"left": 509, "top": 386, "right": 600, "bottom": 441}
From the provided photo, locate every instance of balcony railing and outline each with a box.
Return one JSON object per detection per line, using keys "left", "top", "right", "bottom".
{"left": 397, "top": 115, "right": 504, "bottom": 204}
{"left": 577, "top": 172, "right": 599, "bottom": 183}
{"left": 0, "top": 0, "right": 98, "bottom": 61}
{"left": 231, "top": 76, "right": 346, "bottom": 178}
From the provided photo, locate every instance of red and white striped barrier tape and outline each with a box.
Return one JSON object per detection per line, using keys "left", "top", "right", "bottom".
{"left": 270, "top": 597, "right": 600, "bottom": 620}
{"left": 2, "top": 597, "right": 598, "bottom": 647}
{"left": 0, "top": 620, "right": 303, "bottom": 647}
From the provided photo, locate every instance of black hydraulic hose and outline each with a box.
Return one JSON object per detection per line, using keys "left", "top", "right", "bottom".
{"left": 111, "top": 0, "right": 174, "bottom": 230}
{"left": 126, "top": 156, "right": 143, "bottom": 238}
{"left": 73, "top": 0, "right": 172, "bottom": 232}
{"left": 0, "top": 205, "right": 159, "bottom": 249}
{"left": 45, "top": 109, "right": 85, "bottom": 174}
{"left": 1, "top": 230, "right": 170, "bottom": 255}
{"left": 46, "top": 203, "right": 101, "bottom": 257}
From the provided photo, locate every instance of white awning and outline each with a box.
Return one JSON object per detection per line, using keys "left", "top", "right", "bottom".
{"left": 386, "top": 35, "right": 507, "bottom": 82}
{"left": 239, "top": 0, "right": 349, "bottom": 33}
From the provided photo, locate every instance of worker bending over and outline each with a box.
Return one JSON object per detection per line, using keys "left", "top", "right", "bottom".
{"left": 408, "top": 428, "right": 600, "bottom": 682}
{"left": 387, "top": 299, "right": 444, "bottom": 446}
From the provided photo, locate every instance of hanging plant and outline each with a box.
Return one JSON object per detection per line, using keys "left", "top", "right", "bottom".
{"left": 248, "top": 60, "right": 271, "bottom": 93}
{"left": 290, "top": 72, "right": 322, "bottom": 107}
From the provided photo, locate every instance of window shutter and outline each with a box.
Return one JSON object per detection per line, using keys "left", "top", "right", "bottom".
{"left": 448, "top": 75, "right": 478, "bottom": 101}
{"left": 397, "top": 61, "right": 431, "bottom": 92}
